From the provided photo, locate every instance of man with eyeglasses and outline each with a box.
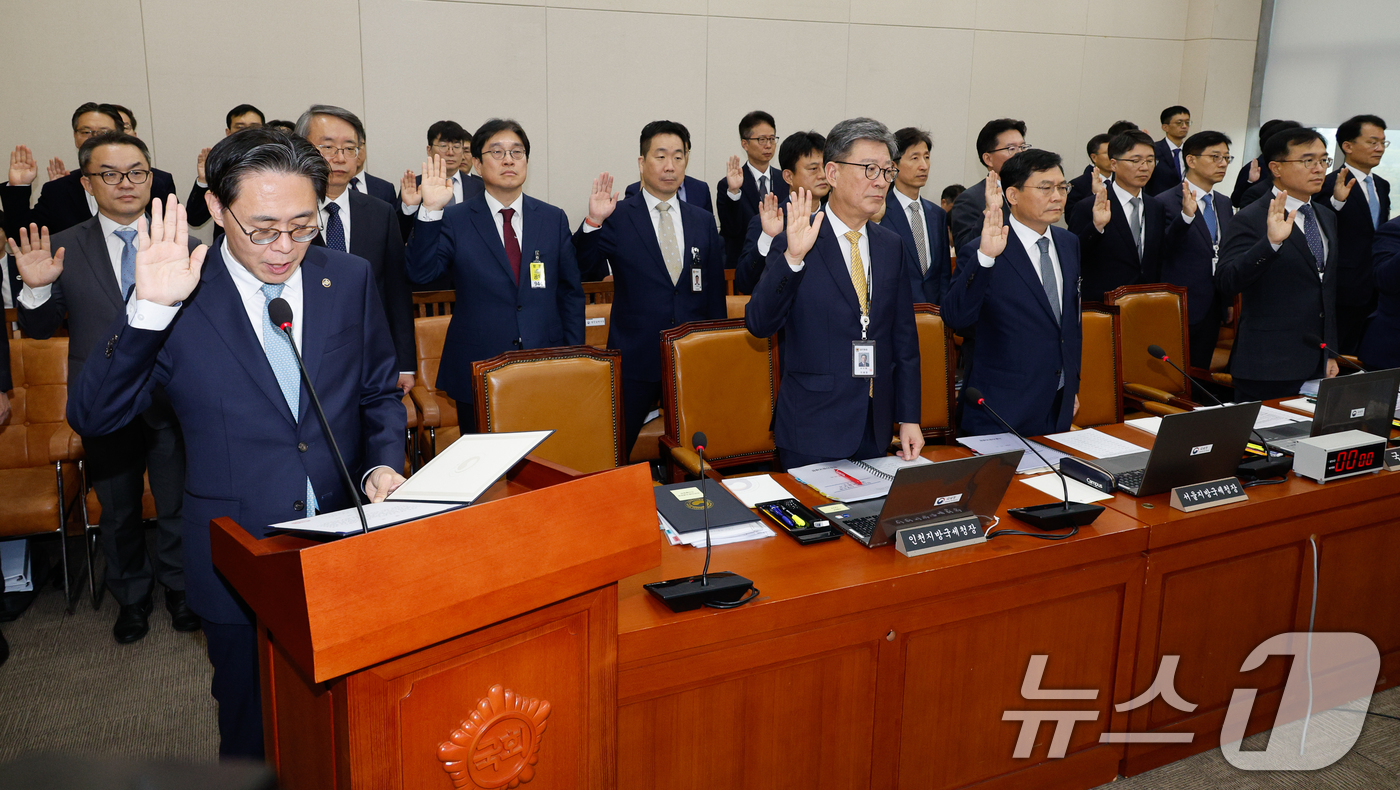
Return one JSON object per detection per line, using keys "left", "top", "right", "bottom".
{"left": 397, "top": 121, "right": 484, "bottom": 256}
{"left": 716, "top": 111, "right": 787, "bottom": 269}
{"left": 1148, "top": 106, "right": 1192, "bottom": 196}
{"left": 186, "top": 104, "right": 266, "bottom": 227}
{"left": 735, "top": 131, "right": 829, "bottom": 295}
{"left": 408, "top": 118, "right": 583, "bottom": 434}
{"left": 296, "top": 105, "right": 416, "bottom": 395}
{"left": 949, "top": 118, "right": 1024, "bottom": 255}
{"left": 1322, "top": 114, "right": 1390, "bottom": 355}
{"left": 877, "top": 127, "right": 952, "bottom": 306}
{"left": 1160, "top": 131, "right": 1236, "bottom": 369}
{"left": 9, "top": 131, "right": 197, "bottom": 645}
{"left": 944, "top": 150, "right": 1082, "bottom": 436}
{"left": 1217, "top": 126, "right": 1341, "bottom": 402}
{"left": 746, "top": 117, "right": 923, "bottom": 468}
{"left": 1071, "top": 130, "right": 1171, "bottom": 301}
{"left": 68, "top": 128, "right": 406, "bottom": 759}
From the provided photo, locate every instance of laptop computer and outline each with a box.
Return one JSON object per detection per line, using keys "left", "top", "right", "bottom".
{"left": 1086, "top": 402, "right": 1260, "bottom": 496}
{"left": 1257, "top": 368, "right": 1400, "bottom": 452}
{"left": 826, "top": 451, "right": 1022, "bottom": 548}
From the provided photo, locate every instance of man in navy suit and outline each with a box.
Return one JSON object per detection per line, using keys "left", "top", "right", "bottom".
{"left": 1070, "top": 130, "right": 1170, "bottom": 301}
{"left": 577, "top": 120, "right": 726, "bottom": 454}
{"left": 187, "top": 104, "right": 265, "bottom": 227}
{"left": 68, "top": 130, "right": 406, "bottom": 759}
{"left": 406, "top": 119, "right": 583, "bottom": 430}
{"left": 716, "top": 111, "right": 787, "bottom": 268}
{"left": 297, "top": 106, "right": 417, "bottom": 393}
{"left": 1161, "top": 131, "right": 1235, "bottom": 369}
{"left": 1217, "top": 127, "right": 1341, "bottom": 401}
{"left": 949, "top": 118, "right": 1025, "bottom": 254}
{"left": 1359, "top": 216, "right": 1400, "bottom": 368}
{"left": 1319, "top": 114, "right": 1390, "bottom": 355}
{"left": 1147, "top": 106, "right": 1191, "bottom": 196}
{"left": 746, "top": 118, "right": 922, "bottom": 468}
{"left": 943, "top": 150, "right": 1082, "bottom": 437}
{"left": 734, "top": 131, "right": 828, "bottom": 295}
{"left": 1067, "top": 133, "right": 1112, "bottom": 226}
{"left": 622, "top": 121, "right": 711, "bottom": 215}
{"left": 396, "top": 121, "right": 483, "bottom": 241}
{"left": 879, "top": 127, "right": 951, "bottom": 305}
{"left": 1230, "top": 120, "right": 1300, "bottom": 208}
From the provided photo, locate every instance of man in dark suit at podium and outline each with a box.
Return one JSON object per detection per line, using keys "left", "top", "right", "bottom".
{"left": 68, "top": 129, "right": 406, "bottom": 759}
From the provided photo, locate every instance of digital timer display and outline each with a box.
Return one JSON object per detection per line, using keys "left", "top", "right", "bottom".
{"left": 1326, "top": 446, "right": 1383, "bottom": 475}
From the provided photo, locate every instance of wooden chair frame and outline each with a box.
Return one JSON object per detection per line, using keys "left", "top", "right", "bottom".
{"left": 1104, "top": 283, "right": 1200, "bottom": 414}
{"left": 912, "top": 303, "right": 957, "bottom": 444}
{"left": 1075, "top": 303, "right": 1126, "bottom": 428}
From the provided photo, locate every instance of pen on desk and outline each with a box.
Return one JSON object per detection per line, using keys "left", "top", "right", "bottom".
{"left": 784, "top": 505, "right": 808, "bottom": 527}
{"left": 834, "top": 469, "right": 863, "bottom": 485}
{"left": 767, "top": 505, "right": 796, "bottom": 529}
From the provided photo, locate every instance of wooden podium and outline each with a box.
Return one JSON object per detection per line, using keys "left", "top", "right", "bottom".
{"left": 211, "top": 459, "right": 660, "bottom": 790}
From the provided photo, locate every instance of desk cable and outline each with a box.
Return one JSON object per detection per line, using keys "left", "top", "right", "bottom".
{"left": 983, "top": 513, "right": 1079, "bottom": 541}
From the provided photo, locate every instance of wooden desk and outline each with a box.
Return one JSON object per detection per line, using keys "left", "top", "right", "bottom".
{"left": 616, "top": 446, "right": 1149, "bottom": 790}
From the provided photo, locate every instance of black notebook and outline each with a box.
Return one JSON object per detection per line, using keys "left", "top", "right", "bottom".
{"left": 653, "top": 481, "right": 757, "bottom": 534}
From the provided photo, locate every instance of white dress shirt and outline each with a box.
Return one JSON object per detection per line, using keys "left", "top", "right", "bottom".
{"left": 483, "top": 191, "right": 524, "bottom": 251}
{"left": 402, "top": 173, "right": 462, "bottom": 215}
{"left": 318, "top": 188, "right": 353, "bottom": 250}
{"left": 639, "top": 187, "right": 685, "bottom": 258}
{"left": 1269, "top": 187, "right": 1329, "bottom": 262}
{"left": 1177, "top": 179, "right": 1220, "bottom": 236}
{"left": 1345, "top": 162, "right": 1381, "bottom": 216}
{"left": 790, "top": 208, "right": 870, "bottom": 286}
{"left": 976, "top": 215, "right": 1065, "bottom": 302}
{"left": 892, "top": 188, "right": 931, "bottom": 272}
{"left": 19, "top": 212, "right": 137, "bottom": 309}
{"left": 0, "top": 253, "right": 11, "bottom": 309}
{"left": 728, "top": 163, "right": 777, "bottom": 200}
{"left": 85, "top": 192, "right": 98, "bottom": 218}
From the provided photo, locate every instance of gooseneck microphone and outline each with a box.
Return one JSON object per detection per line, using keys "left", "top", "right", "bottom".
{"left": 695, "top": 432, "right": 712, "bottom": 586}
{"left": 268, "top": 298, "right": 370, "bottom": 535}
{"left": 1146, "top": 344, "right": 1290, "bottom": 479}
{"left": 963, "top": 387, "right": 1104, "bottom": 531}
{"left": 1304, "top": 334, "right": 1368, "bottom": 373}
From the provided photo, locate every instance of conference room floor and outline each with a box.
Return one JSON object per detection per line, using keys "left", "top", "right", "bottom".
{"left": 1, "top": 576, "right": 1396, "bottom": 787}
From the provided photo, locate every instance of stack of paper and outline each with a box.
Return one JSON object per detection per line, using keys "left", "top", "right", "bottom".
{"left": 1, "top": 538, "right": 32, "bottom": 593}
{"left": 1126, "top": 416, "right": 1163, "bottom": 435}
{"left": 1280, "top": 398, "right": 1315, "bottom": 415}
{"left": 1019, "top": 473, "right": 1114, "bottom": 504}
{"left": 956, "top": 433, "right": 1070, "bottom": 474}
{"left": 1041, "top": 429, "right": 1144, "bottom": 459}
{"left": 658, "top": 514, "right": 774, "bottom": 547}
{"left": 721, "top": 474, "right": 795, "bottom": 508}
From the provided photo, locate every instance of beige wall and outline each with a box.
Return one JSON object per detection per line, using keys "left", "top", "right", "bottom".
{"left": 2, "top": 0, "right": 1260, "bottom": 234}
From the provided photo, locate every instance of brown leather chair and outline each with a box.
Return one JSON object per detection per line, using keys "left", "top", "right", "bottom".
{"left": 725, "top": 294, "right": 749, "bottom": 319}
{"left": 0, "top": 338, "right": 84, "bottom": 611}
{"left": 402, "top": 394, "right": 419, "bottom": 474}
{"left": 412, "top": 290, "right": 456, "bottom": 318}
{"left": 584, "top": 302, "right": 610, "bottom": 349}
{"left": 660, "top": 319, "right": 778, "bottom": 481}
{"left": 1074, "top": 305, "right": 1125, "bottom": 428}
{"left": 912, "top": 304, "right": 956, "bottom": 443}
{"left": 472, "top": 346, "right": 624, "bottom": 474}
{"left": 409, "top": 315, "right": 459, "bottom": 461}
{"left": 1104, "top": 284, "right": 1197, "bottom": 416}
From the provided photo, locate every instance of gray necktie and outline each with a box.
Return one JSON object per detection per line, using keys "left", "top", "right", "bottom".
{"left": 1037, "top": 237, "right": 1065, "bottom": 389}
{"left": 757, "top": 174, "right": 769, "bottom": 200}
{"left": 1128, "top": 195, "right": 1143, "bottom": 259}
{"left": 908, "top": 201, "right": 929, "bottom": 274}
{"left": 115, "top": 228, "right": 137, "bottom": 300}
{"left": 656, "top": 201, "right": 683, "bottom": 284}
{"left": 448, "top": 176, "right": 458, "bottom": 207}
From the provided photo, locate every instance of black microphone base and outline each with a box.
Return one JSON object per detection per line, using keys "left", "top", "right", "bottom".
{"left": 1237, "top": 455, "right": 1293, "bottom": 480}
{"left": 644, "top": 571, "right": 755, "bottom": 612}
{"left": 1007, "top": 502, "right": 1105, "bottom": 531}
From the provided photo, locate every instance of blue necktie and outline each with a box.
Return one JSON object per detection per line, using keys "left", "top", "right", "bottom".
{"left": 1297, "top": 204, "right": 1325, "bottom": 271}
{"left": 1201, "top": 193, "right": 1218, "bottom": 243}
{"left": 115, "top": 228, "right": 137, "bottom": 300}
{"left": 349, "top": 176, "right": 361, "bottom": 192}
{"left": 324, "top": 202, "right": 346, "bottom": 252}
{"left": 260, "top": 283, "right": 318, "bottom": 517}
{"left": 1173, "top": 148, "right": 1182, "bottom": 179}
{"left": 1365, "top": 175, "right": 1381, "bottom": 229}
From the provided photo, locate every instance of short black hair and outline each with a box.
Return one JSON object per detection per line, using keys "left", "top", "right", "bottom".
{"left": 1337, "top": 114, "right": 1387, "bottom": 145}
{"left": 1257, "top": 119, "right": 1301, "bottom": 148}
{"left": 1000, "top": 149, "right": 1063, "bottom": 191}
{"left": 205, "top": 128, "right": 329, "bottom": 208}
{"left": 1181, "top": 130, "right": 1232, "bottom": 159}
{"left": 225, "top": 104, "right": 265, "bottom": 129}
{"left": 1160, "top": 106, "right": 1190, "bottom": 124}
{"left": 472, "top": 119, "right": 530, "bottom": 160}
{"left": 941, "top": 184, "right": 965, "bottom": 202}
{"left": 739, "top": 111, "right": 776, "bottom": 139}
{"left": 105, "top": 104, "right": 136, "bottom": 131}
{"left": 1262, "top": 126, "right": 1324, "bottom": 164}
{"left": 778, "top": 131, "right": 825, "bottom": 172}
{"left": 894, "top": 127, "right": 933, "bottom": 161}
{"left": 1107, "top": 120, "right": 1140, "bottom": 136}
{"left": 77, "top": 131, "right": 150, "bottom": 172}
{"left": 1086, "top": 133, "right": 1111, "bottom": 158}
{"left": 639, "top": 120, "right": 691, "bottom": 156}
{"left": 427, "top": 120, "right": 469, "bottom": 146}
{"left": 71, "top": 102, "right": 123, "bottom": 132}
{"left": 265, "top": 120, "right": 297, "bottom": 133}
{"left": 1109, "top": 130, "right": 1155, "bottom": 159}
{"left": 975, "top": 118, "right": 1026, "bottom": 167}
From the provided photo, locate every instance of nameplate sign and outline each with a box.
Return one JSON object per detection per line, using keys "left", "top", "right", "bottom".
{"left": 894, "top": 515, "right": 985, "bottom": 558}
{"left": 1169, "top": 477, "right": 1248, "bottom": 513}
{"left": 1385, "top": 448, "right": 1400, "bottom": 471}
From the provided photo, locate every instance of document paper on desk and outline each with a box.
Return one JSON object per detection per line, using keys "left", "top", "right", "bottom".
{"left": 956, "top": 433, "right": 1069, "bottom": 474}
{"left": 1019, "top": 473, "right": 1114, "bottom": 504}
{"left": 722, "top": 474, "right": 796, "bottom": 508}
{"left": 787, "top": 455, "right": 932, "bottom": 502}
{"left": 386, "top": 429, "right": 553, "bottom": 503}
{"left": 1194, "top": 403, "right": 1310, "bottom": 429}
{"left": 269, "top": 501, "right": 466, "bottom": 536}
{"left": 1041, "top": 428, "right": 1144, "bottom": 458}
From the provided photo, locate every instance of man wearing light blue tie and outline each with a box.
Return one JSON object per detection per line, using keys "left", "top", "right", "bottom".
{"left": 1319, "top": 114, "right": 1390, "bottom": 355}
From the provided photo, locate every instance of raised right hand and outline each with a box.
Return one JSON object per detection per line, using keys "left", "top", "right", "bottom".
{"left": 1180, "top": 179, "right": 1197, "bottom": 218}
{"left": 587, "top": 172, "right": 618, "bottom": 225}
{"left": 1265, "top": 189, "right": 1296, "bottom": 247}
{"left": 758, "top": 192, "right": 783, "bottom": 237}
{"left": 977, "top": 172, "right": 1009, "bottom": 258}
{"left": 418, "top": 154, "right": 453, "bottom": 211}
{"left": 7, "top": 223, "right": 65, "bottom": 287}
{"left": 1333, "top": 167, "right": 1355, "bottom": 202}
{"left": 783, "top": 187, "right": 824, "bottom": 262}
{"left": 47, "top": 157, "right": 68, "bottom": 182}
{"left": 725, "top": 154, "right": 743, "bottom": 194}
{"left": 8, "top": 145, "right": 37, "bottom": 186}
{"left": 134, "top": 196, "right": 207, "bottom": 307}
{"left": 400, "top": 169, "right": 421, "bottom": 207}
{"left": 196, "top": 147, "right": 211, "bottom": 183}
{"left": 1247, "top": 158, "right": 1260, "bottom": 183}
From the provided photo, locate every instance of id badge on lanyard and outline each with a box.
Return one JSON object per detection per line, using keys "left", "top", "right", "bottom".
{"left": 529, "top": 250, "right": 546, "bottom": 289}
{"left": 690, "top": 247, "right": 703, "bottom": 292}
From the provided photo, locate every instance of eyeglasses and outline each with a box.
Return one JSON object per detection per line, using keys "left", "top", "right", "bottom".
{"left": 1023, "top": 183, "right": 1072, "bottom": 196}
{"left": 1358, "top": 139, "right": 1391, "bottom": 150}
{"left": 432, "top": 142, "right": 466, "bottom": 153}
{"left": 1115, "top": 156, "right": 1157, "bottom": 168}
{"left": 85, "top": 169, "right": 151, "bottom": 185}
{"left": 225, "top": 207, "right": 320, "bottom": 245}
{"left": 1195, "top": 154, "right": 1236, "bottom": 164}
{"left": 316, "top": 144, "right": 361, "bottom": 160}
{"left": 744, "top": 136, "right": 779, "bottom": 145}
{"left": 832, "top": 161, "right": 899, "bottom": 183}
{"left": 1168, "top": 119, "right": 1192, "bottom": 127}
{"left": 991, "top": 143, "right": 1032, "bottom": 155}
{"left": 481, "top": 147, "right": 527, "bottom": 161}
{"left": 1280, "top": 156, "right": 1333, "bottom": 170}
{"left": 74, "top": 127, "right": 113, "bottom": 139}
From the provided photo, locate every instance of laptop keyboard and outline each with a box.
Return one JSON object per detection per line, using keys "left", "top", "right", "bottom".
{"left": 1115, "top": 468, "right": 1146, "bottom": 495}
{"left": 844, "top": 515, "right": 879, "bottom": 541}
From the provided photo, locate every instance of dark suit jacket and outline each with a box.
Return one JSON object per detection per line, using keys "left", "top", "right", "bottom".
{"left": 1160, "top": 185, "right": 1233, "bottom": 324}
{"left": 362, "top": 172, "right": 397, "bottom": 206}
{"left": 187, "top": 181, "right": 212, "bottom": 227}
{"left": 745, "top": 218, "right": 920, "bottom": 458}
{"left": 397, "top": 173, "right": 487, "bottom": 244}
{"left": 944, "top": 229, "right": 1082, "bottom": 437}
{"left": 1230, "top": 157, "right": 1266, "bottom": 206}
{"left": 1236, "top": 175, "right": 1277, "bottom": 210}
{"left": 1147, "top": 138, "right": 1183, "bottom": 196}
{"left": 1066, "top": 169, "right": 1112, "bottom": 232}
{"left": 16, "top": 215, "right": 198, "bottom": 430}
{"left": 1359, "top": 216, "right": 1400, "bottom": 368}
{"left": 948, "top": 180, "right": 1012, "bottom": 259}
{"left": 1070, "top": 187, "right": 1169, "bottom": 301}
{"left": 2, "top": 169, "right": 178, "bottom": 244}
{"left": 715, "top": 166, "right": 788, "bottom": 268}
{"left": 624, "top": 176, "right": 713, "bottom": 215}
{"left": 407, "top": 194, "right": 584, "bottom": 404}
{"left": 573, "top": 193, "right": 725, "bottom": 382}
{"left": 1215, "top": 193, "right": 1338, "bottom": 381}
{"left": 0, "top": 303, "right": 9, "bottom": 392}
{"left": 1317, "top": 168, "right": 1390, "bottom": 306}
{"left": 878, "top": 190, "right": 951, "bottom": 305}
{"left": 68, "top": 244, "right": 404, "bottom": 624}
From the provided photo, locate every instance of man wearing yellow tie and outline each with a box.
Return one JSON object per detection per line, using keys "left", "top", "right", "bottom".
{"left": 745, "top": 118, "right": 923, "bottom": 469}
